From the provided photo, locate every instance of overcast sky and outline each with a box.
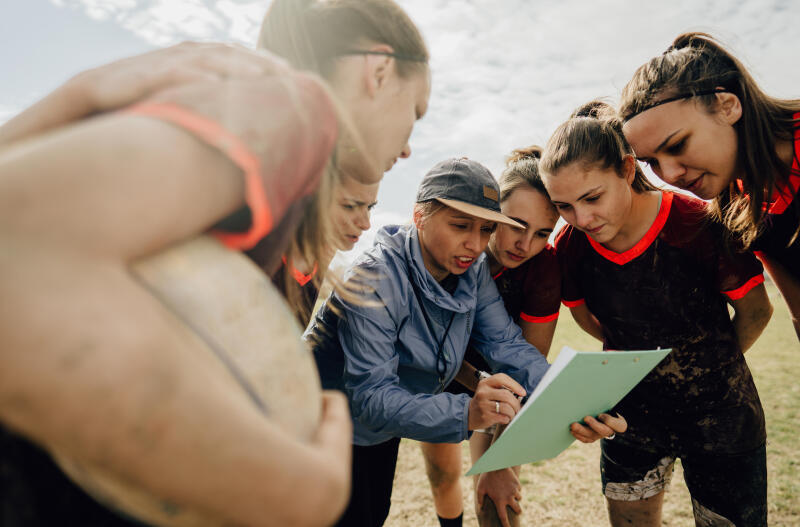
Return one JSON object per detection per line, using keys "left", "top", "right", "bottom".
{"left": 4, "top": 0, "right": 799, "bottom": 256}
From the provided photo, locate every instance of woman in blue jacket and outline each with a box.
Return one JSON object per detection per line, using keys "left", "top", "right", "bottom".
{"left": 309, "top": 157, "right": 625, "bottom": 527}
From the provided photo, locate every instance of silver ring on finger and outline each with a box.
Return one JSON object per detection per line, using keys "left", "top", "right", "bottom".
{"left": 606, "top": 433, "right": 616, "bottom": 440}
{"left": 495, "top": 401, "right": 500, "bottom": 413}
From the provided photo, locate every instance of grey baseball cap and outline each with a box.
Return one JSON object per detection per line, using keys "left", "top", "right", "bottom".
{"left": 416, "top": 157, "right": 523, "bottom": 228}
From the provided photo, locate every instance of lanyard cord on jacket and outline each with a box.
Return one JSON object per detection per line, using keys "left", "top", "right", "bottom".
{"left": 407, "top": 270, "right": 457, "bottom": 390}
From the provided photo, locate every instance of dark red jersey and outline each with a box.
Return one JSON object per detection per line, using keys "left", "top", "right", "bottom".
{"left": 129, "top": 71, "right": 338, "bottom": 275}
{"left": 492, "top": 245, "right": 561, "bottom": 324}
{"left": 752, "top": 114, "right": 800, "bottom": 280}
{"left": 556, "top": 191, "right": 765, "bottom": 454}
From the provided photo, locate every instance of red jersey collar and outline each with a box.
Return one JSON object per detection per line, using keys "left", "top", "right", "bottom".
{"left": 587, "top": 191, "right": 673, "bottom": 265}
{"left": 281, "top": 256, "right": 318, "bottom": 286}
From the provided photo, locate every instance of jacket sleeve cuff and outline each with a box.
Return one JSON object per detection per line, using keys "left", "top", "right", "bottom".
{"left": 460, "top": 393, "right": 471, "bottom": 441}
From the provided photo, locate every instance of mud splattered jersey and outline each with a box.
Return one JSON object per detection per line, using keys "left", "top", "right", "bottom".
{"left": 556, "top": 191, "right": 766, "bottom": 454}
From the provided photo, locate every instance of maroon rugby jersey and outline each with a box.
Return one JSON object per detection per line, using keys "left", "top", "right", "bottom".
{"left": 0, "top": 71, "right": 339, "bottom": 527}
{"left": 492, "top": 245, "right": 561, "bottom": 324}
{"left": 556, "top": 191, "right": 766, "bottom": 453}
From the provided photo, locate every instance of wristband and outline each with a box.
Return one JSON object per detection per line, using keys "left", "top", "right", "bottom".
{"left": 475, "top": 370, "right": 491, "bottom": 381}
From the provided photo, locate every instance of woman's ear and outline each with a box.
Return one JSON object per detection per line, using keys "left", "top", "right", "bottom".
{"left": 361, "top": 44, "right": 395, "bottom": 98}
{"left": 412, "top": 205, "right": 424, "bottom": 229}
{"left": 622, "top": 154, "right": 637, "bottom": 185}
{"left": 716, "top": 90, "right": 742, "bottom": 125}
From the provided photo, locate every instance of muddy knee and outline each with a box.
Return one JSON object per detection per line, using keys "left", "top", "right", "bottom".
{"left": 423, "top": 456, "right": 461, "bottom": 493}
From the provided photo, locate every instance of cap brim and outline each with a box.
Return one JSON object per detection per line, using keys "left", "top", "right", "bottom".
{"left": 435, "top": 198, "right": 523, "bottom": 228}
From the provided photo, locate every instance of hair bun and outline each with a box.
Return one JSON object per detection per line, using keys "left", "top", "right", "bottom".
{"left": 506, "top": 145, "right": 542, "bottom": 164}
{"left": 570, "top": 99, "right": 615, "bottom": 120}
{"left": 669, "top": 31, "right": 714, "bottom": 53}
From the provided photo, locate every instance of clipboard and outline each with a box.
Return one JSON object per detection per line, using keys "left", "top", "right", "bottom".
{"left": 467, "top": 346, "right": 671, "bottom": 475}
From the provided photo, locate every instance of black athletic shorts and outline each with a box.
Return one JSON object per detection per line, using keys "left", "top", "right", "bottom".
{"left": 600, "top": 437, "right": 767, "bottom": 526}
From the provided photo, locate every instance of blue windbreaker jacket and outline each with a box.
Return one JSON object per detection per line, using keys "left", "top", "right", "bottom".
{"left": 308, "top": 224, "right": 550, "bottom": 446}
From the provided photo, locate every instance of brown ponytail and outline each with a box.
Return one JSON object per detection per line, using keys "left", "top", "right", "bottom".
{"left": 500, "top": 145, "right": 552, "bottom": 206}
{"left": 620, "top": 32, "right": 800, "bottom": 248}
{"left": 542, "top": 100, "right": 659, "bottom": 193}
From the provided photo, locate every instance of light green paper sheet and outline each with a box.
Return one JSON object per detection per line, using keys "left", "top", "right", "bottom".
{"left": 467, "top": 346, "right": 671, "bottom": 475}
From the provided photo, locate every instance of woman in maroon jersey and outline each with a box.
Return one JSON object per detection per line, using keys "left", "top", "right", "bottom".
{"left": 0, "top": 0, "right": 430, "bottom": 525}
{"left": 541, "top": 101, "right": 773, "bottom": 526}
{"left": 619, "top": 32, "right": 800, "bottom": 341}
{"left": 420, "top": 147, "right": 617, "bottom": 527}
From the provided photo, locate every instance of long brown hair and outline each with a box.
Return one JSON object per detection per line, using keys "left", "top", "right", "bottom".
{"left": 257, "top": 0, "right": 429, "bottom": 322}
{"left": 619, "top": 32, "right": 800, "bottom": 248}
{"left": 541, "top": 100, "right": 659, "bottom": 193}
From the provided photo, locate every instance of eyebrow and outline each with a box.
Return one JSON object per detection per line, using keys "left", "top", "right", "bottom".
{"left": 551, "top": 186, "right": 602, "bottom": 206}
{"left": 508, "top": 216, "right": 529, "bottom": 228}
{"left": 577, "top": 186, "right": 602, "bottom": 201}
{"left": 653, "top": 130, "right": 682, "bottom": 153}
{"left": 342, "top": 198, "right": 375, "bottom": 207}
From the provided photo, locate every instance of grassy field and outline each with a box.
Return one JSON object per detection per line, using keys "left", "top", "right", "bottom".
{"left": 385, "top": 282, "right": 800, "bottom": 526}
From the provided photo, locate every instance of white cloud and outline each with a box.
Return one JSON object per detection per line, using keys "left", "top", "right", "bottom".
{"left": 51, "top": 0, "right": 262, "bottom": 46}
{"left": 42, "top": 0, "right": 800, "bottom": 243}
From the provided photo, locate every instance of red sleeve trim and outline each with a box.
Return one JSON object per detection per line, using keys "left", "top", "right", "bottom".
{"left": 562, "top": 298, "right": 585, "bottom": 308}
{"left": 125, "top": 102, "right": 271, "bottom": 251}
{"left": 519, "top": 311, "right": 559, "bottom": 323}
{"left": 722, "top": 274, "right": 765, "bottom": 300}
{"left": 587, "top": 191, "right": 673, "bottom": 265}
{"left": 492, "top": 267, "right": 508, "bottom": 280}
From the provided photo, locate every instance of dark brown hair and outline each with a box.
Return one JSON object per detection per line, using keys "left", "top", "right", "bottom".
{"left": 541, "top": 100, "right": 659, "bottom": 193}
{"left": 619, "top": 32, "right": 800, "bottom": 248}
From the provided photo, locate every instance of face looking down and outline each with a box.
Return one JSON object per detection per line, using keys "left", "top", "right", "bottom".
{"left": 543, "top": 160, "right": 636, "bottom": 245}
{"left": 330, "top": 175, "right": 380, "bottom": 252}
{"left": 334, "top": 48, "right": 431, "bottom": 181}
{"left": 488, "top": 186, "right": 559, "bottom": 269}
{"left": 622, "top": 93, "right": 742, "bottom": 200}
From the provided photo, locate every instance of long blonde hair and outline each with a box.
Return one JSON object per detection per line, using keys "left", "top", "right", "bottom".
{"left": 258, "top": 0, "right": 429, "bottom": 322}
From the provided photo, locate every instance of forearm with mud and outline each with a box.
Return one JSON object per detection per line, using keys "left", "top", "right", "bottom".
{"left": 759, "top": 254, "right": 800, "bottom": 342}
{"left": 730, "top": 283, "right": 773, "bottom": 353}
{"left": 0, "top": 248, "right": 348, "bottom": 527}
